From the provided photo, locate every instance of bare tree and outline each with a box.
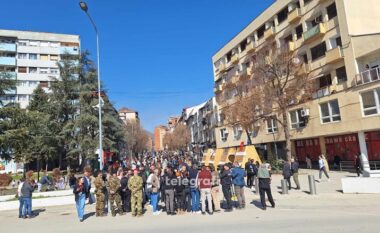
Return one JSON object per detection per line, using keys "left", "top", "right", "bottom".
{"left": 252, "top": 41, "right": 314, "bottom": 161}
{"left": 124, "top": 120, "right": 150, "bottom": 156}
{"left": 163, "top": 124, "right": 191, "bottom": 151}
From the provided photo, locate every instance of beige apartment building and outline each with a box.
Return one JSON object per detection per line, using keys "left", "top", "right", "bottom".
{"left": 212, "top": 0, "right": 380, "bottom": 163}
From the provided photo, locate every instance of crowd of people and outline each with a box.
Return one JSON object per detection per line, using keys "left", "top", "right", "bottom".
{"left": 67, "top": 152, "right": 276, "bottom": 222}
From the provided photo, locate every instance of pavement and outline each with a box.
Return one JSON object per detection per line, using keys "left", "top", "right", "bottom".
{"left": 1, "top": 170, "right": 379, "bottom": 233}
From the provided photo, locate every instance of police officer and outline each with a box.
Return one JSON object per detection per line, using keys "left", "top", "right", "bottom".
{"left": 94, "top": 171, "right": 107, "bottom": 217}
{"left": 128, "top": 168, "right": 144, "bottom": 217}
{"left": 108, "top": 170, "right": 124, "bottom": 217}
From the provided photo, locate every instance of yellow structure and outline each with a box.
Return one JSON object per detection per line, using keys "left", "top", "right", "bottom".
{"left": 202, "top": 146, "right": 261, "bottom": 167}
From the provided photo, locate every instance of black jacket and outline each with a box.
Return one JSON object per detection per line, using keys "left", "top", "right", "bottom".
{"left": 163, "top": 172, "right": 177, "bottom": 190}
{"left": 220, "top": 170, "right": 232, "bottom": 186}
{"left": 21, "top": 181, "right": 34, "bottom": 198}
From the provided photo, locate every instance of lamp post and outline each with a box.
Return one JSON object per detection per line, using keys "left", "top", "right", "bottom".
{"left": 79, "top": 1, "right": 103, "bottom": 170}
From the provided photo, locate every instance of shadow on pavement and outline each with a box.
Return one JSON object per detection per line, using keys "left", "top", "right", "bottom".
{"left": 83, "top": 212, "right": 95, "bottom": 221}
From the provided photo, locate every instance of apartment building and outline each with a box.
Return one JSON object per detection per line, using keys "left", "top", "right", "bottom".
{"left": 119, "top": 107, "right": 139, "bottom": 123}
{"left": 154, "top": 125, "right": 168, "bottom": 151}
{"left": 181, "top": 97, "right": 220, "bottom": 151}
{"left": 212, "top": 0, "right": 380, "bottom": 163}
{"left": 0, "top": 29, "right": 80, "bottom": 108}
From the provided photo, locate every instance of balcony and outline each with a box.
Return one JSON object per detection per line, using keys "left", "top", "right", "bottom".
{"left": 355, "top": 67, "right": 380, "bottom": 86}
{"left": 60, "top": 46, "right": 80, "bottom": 55}
{"left": 264, "top": 27, "right": 276, "bottom": 40}
{"left": 0, "top": 72, "right": 16, "bottom": 79}
{"left": 289, "top": 41, "right": 296, "bottom": 51}
{"left": 4, "top": 88, "right": 16, "bottom": 95}
{"left": 246, "top": 42, "right": 256, "bottom": 53}
{"left": 0, "top": 57, "right": 16, "bottom": 66}
{"left": 312, "top": 86, "right": 332, "bottom": 99}
{"left": 0, "top": 43, "right": 16, "bottom": 52}
{"left": 296, "top": 63, "right": 310, "bottom": 75}
{"left": 303, "top": 23, "right": 327, "bottom": 43}
{"left": 230, "top": 54, "right": 239, "bottom": 65}
{"left": 288, "top": 8, "right": 302, "bottom": 24}
{"left": 325, "top": 46, "right": 344, "bottom": 64}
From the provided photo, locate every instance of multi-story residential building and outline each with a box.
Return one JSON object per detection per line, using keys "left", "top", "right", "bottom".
{"left": 154, "top": 125, "right": 168, "bottom": 151}
{"left": 212, "top": 0, "right": 380, "bottom": 163}
{"left": 0, "top": 29, "right": 80, "bottom": 108}
{"left": 119, "top": 107, "right": 139, "bottom": 124}
{"left": 182, "top": 97, "right": 220, "bottom": 151}
{"left": 167, "top": 116, "right": 180, "bottom": 132}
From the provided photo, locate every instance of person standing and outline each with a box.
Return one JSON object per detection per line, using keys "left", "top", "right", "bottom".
{"left": 108, "top": 171, "right": 124, "bottom": 217}
{"left": 306, "top": 155, "right": 312, "bottom": 169}
{"left": 83, "top": 166, "right": 92, "bottom": 204}
{"left": 175, "top": 169, "right": 186, "bottom": 215}
{"left": 220, "top": 163, "right": 233, "bottom": 212}
{"left": 150, "top": 168, "right": 161, "bottom": 215}
{"left": 258, "top": 163, "right": 275, "bottom": 210}
{"left": 94, "top": 172, "right": 107, "bottom": 217}
{"left": 282, "top": 161, "right": 292, "bottom": 190}
{"left": 18, "top": 178, "right": 25, "bottom": 218}
{"left": 245, "top": 159, "right": 256, "bottom": 190}
{"left": 231, "top": 162, "right": 246, "bottom": 209}
{"left": 354, "top": 155, "right": 362, "bottom": 177}
{"left": 120, "top": 171, "right": 129, "bottom": 213}
{"left": 73, "top": 178, "right": 86, "bottom": 222}
{"left": 210, "top": 164, "right": 221, "bottom": 213}
{"left": 189, "top": 164, "right": 200, "bottom": 213}
{"left": 198, "top": 165, "right": 213, "bottom": 215}
{"left": 21, "top": 178, "right": 36, "bottom": 219}
{"left": 128, "top": 168, "right": 144, "bottom": 217}
{"left": 291, "top": 158, "right": 300, "bottom": 190}
{"left": 318, "top": 155, "right": 330, "bottom": 181}
{"left": 163, "top": 167, "right": 177, "bottom": 215}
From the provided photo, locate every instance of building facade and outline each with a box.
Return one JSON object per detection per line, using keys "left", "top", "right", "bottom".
{"left": 182, "top": 97, "right": 220, "bottom": 151}
{"left": 154, "top": 125, "right": 168, "bottom": 151}
{"left": 212, "top": 0, "right": 380, "bottom": 162}
{"left": 119, "top": 107, "right": 139, "bottom": 124}
{"left": 0, "top": 29, "right": 80, "bottom": 108}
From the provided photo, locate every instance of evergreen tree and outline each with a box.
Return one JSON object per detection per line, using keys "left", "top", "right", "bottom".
{"left": 0, "top": 71, "right": 16, "bottom": 107}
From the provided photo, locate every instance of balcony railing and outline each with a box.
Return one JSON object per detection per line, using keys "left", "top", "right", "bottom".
{"left": 0, "top": 57, "right": 16, "bottom": 66}
{"left": 325, "top": 46, "right": 344, "bottom": 64}
{"left": 264, "top": 26, "right": 276, "bottom": 40}
{"left": 0, "top": 43, "right": 16, "bottom": 52}
{"left": 230, "top": 54, "right": 239, "bottom": 65}
{"left": 217, "top": 63, "right": 226, "bottom": 74}
{"left": 312, "top": 86, "right": 331, "bottom": 99}
{"left": 246, "top": 42, "right": 256, "bottom": 53}
{"left": 355, "top": 67, "right": 380, "bottom": 86}
{"left": 288, "top": 8, "right": 301, "bottom": 24}
{"left": 289, "top": 41, "right": 296, "bottom": 51}
{"left": 303, "top": 23, "right": 327, "bottom": 43}
{"left": 60, "top": 46, "right": 80, "bottom": 55}
{"left": 0, "top": 72, "right": 16, "bottom": 79}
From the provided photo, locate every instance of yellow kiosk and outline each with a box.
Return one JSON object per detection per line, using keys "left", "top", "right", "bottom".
{"left": 202, "top": 145, "right": 261, "bottom": 167}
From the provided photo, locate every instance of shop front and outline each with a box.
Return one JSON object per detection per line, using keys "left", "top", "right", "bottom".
{"left": 365, "top": 131, "right": 380, "bottom": 161}
{"left": 325, "top": 133, "right": 360, "bottom": 161}
{"left": 295, "top": 138, "right": 321, "bottom": 162}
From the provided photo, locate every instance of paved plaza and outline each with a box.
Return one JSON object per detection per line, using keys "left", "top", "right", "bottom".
{"left": 1, "top": 170, "right": 379, "bottom": 233}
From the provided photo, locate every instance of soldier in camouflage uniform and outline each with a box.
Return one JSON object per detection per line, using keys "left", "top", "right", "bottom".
{"left": 94, "top": 172, "right": 107, "bottom": 217}
{"left": 128, "top": 168, "right": 144, "bottom": 217}
{"left": 108, "top": 171, "right": 124, "bottom": 217}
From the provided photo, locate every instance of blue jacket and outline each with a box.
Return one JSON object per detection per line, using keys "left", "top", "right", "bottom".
{"left": 231, "top": 167, "right": 246, "bottom": 187}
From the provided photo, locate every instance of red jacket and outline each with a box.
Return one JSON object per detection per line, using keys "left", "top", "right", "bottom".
{"left": 198, "top": 170, "right": 212, "bottom": 189}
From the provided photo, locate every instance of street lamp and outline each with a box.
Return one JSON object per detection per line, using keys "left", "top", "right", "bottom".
{"left": 79, "top": 1, "right": 104, "bottom": 170}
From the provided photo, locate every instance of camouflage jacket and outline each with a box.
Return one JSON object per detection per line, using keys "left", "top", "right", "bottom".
{"left": 94, "top": 175, "right": 106, "bottom": 194}
{"left": 108, "top": 176, "right": 121, "bottom": 195}
{"left": 128, "top": 175, "right": 143, "bottom": 193}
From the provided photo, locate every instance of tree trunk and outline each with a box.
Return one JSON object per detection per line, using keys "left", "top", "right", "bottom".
{"left": 282, "top": 110, "right": 292, "bottom": 162}
{"left": 245, "top": 129, "right": 252, "bottom": 145}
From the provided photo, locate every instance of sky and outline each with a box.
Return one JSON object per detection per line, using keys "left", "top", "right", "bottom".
{"left": 2, "top": 0, "right": 274, "bottom": 132}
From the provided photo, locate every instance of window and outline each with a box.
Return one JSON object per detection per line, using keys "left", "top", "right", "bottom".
{"left": 330, "top": 36, "right": 342, "bottom": 49}
{"left": 240, "top": 39, "right": 247, "bottom": 52}
{"left": 257, "top": 25, "right": 266, "bottom": 39}
{"left": 336, "top": 66, "right": 347, "bottom": 83}
{"left": 18, "top": 40, "right": 27, "bottom": 46}
{"left": 18, "top": 53, "right": 27, "bottom": 59}
{"left": 319, "top": 74, "right": 332, "bottom": 88}
{"left": 284, "top": 34, "right": 293, "bottom": 45}
{"left": 233, "top": 126, "right": 243, "bottom": 140}
{"left": 302, "top": 54, "right": 309, "bottom": 64}
{"left": 295, "top": 25, "right": 303, "bottom": 40}
{"left": 29, "top": 53, "right": 37, "bottom": 60}
{"left": 320, "top": 100, "right": 341, "bottom": 123}
{"left": 18, "top": 67, "right": 27, "bottom": 73}
{"left": 50, "top": 55, "right": 59, "bottom": 61}
{"left": 18, "top": 95, "right": 28, "bottom": 101}
{"left": 18, "top": 81, "right": 28, "bottom": 87}
{"left": 40, "top": 68, "right": 49, "bottom": 74}
{"left": 29, "top": 67, "right": 37, "bottom": 73}
{"left": 267, "top": 117, "right": 278, "bottom": 133}
{"left": 327, "top": 3, "right": 337, "bottom": 20}
{"left": 226, "top": 52, "right": 232, "bottom": 62}
{"left": 50, "top": 42, "right": 59, "bottom": 48}
{"left": 311, "top": 15, "right": 323, "bottom": 27}
{"left": 277, "top": 7, "right": 288, "bottom": 24}
{"left": 29, "top": 41, "right": 39, "bottom": 46}
{"left": 29, "top": 81, "right": 38, "bottom": 87}
{"left": 39, "top": 81, "right": 49, "bottom": 88}
{"left": 361, "top": 89, "right": 380, "bottom": 116}
{"left": 311, "top": 42, "right": 327, "bottom": 61}
{"left": 220, "top": 128, "right": 229, "bottom": 141}
{"left": 50, "top": 68, "right": 59, "bottom": 74}
{"left": 40, "top": 54, "right": 49, "bottom": 61}
{"left": 304, "top": 0, "right": 312, "bottom": 5}
{"left": 289, "top": 109, "right": 306, "bottom": 129}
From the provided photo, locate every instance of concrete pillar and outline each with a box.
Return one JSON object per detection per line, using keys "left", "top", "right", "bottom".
{"left": 319, "top": 136, "right": 327, "bottom": 155}
{"left": 291, "top": 140, "right": 296, "bottom": 158}
{"left": 358, "top": 131, "right": 368, "bottom": 158}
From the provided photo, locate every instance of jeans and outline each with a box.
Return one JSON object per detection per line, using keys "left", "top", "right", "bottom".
{"left": 222, "top": 185, "right": 232, "bottom": 210}
{"left": 200, "top": 188, "right": 213, "bottom": 213}
{"left": 247, "top": 173, "right": 254, "bottom": 187}
{"left": 19, "top": 197, "right": 24, "bottom": 217}
{"left": 151, "top": 192, "right": 159, "bottom": 213}
{"left": 234, "top": 185, "right": 245, "bottom": 208}
{"left": 75, "top": 193, "right": 86, "bottom": 220}
{"left": 22, "top": 197, "right": 32, "bottom": 217}
{"left": 190, "top": 188, "right": 200, "bottom": 212}
{"left": 165, "top": 190, "right": 175, "bottom": 213}
{"left": 319, "top": 167, "right": 330, "bottom": 179}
